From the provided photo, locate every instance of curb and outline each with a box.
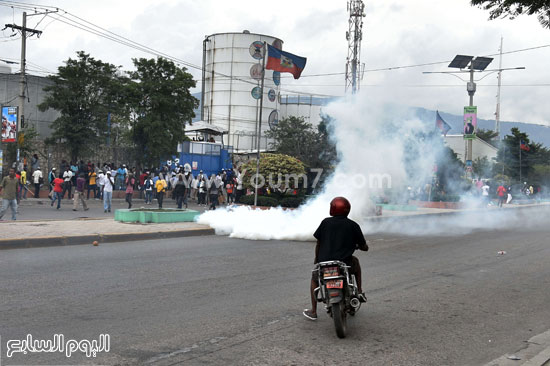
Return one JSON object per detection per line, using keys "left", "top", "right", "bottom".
{"left": 484, "top": 329, "right": 550, "bottom": 366}
{"left": 365, "top": 203, "right": 550, "bottom": 222}
{"left": 0, "top": 228, "right": 215, "bottom": 250}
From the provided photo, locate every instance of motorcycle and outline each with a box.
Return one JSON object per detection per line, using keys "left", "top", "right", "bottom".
{"left": 313, "top": 260, "right": 362, "bottom": 338}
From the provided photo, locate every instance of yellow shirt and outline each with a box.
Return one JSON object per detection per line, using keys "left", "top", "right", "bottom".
{"left": 89, "top": 172, "right": 97, "bottom": 185}
{"left": 20, "top": 171, "right": 27, "bottom": 184}
{"left": 155, "top": 179, "right": 167, "bottom": 193}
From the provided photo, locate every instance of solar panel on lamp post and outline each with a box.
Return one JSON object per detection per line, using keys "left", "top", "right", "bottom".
{"left": 448, "top": 55, "right": 493, "bottom": 170}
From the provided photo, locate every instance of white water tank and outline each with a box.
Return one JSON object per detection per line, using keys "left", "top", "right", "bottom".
{"left": 201, "top": 32, "right": 283, "bottom": 152}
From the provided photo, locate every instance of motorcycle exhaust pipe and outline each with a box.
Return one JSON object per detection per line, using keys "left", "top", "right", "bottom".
{"left": 350, "top": 297, "right": 360, "bottom": 309}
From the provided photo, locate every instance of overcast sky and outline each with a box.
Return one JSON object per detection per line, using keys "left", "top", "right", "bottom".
{"left": 1, "top": 0, "right": 549, "bottom": 126}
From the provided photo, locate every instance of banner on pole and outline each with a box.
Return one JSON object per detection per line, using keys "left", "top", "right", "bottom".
{"left": 1, "top": 106, "right": 18, "bottom": 143}
{"left": 463, "top": 106, "right": 477, "bottom": 140}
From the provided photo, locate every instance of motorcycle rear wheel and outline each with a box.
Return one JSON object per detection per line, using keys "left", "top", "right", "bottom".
{"left": 332, "top": 302, "right": 347, "bottom": 338}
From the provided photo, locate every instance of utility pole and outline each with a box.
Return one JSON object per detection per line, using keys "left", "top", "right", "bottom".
{"left": 345, "top": 0, "right": 365, "bottom": 94}
{"left": 4, "top": 9, "right": 56, "bottom": 167}
{"left": 4, "top": 12, "right": 41, "bottom": 166}
{"left": 495, "top": 37, "right": 503, "bottom": 139}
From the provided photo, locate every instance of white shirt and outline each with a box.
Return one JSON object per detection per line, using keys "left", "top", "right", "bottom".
{"left": 97, "top": 173, "right": 105, "bottom": 186}
{"left": 32, "top": 170, "right": 43, "bottom": 184}
{"left": 102, "top": 175, "right": 114, "bottom": 192}
{"left": 63, "top": 170, "right": 73, "bottom": 182}
{"left": 237, "top": 172, "right": 243, "bottom": 190}
{"left": 482, "top": 185, "right": 490, "bottom": 196}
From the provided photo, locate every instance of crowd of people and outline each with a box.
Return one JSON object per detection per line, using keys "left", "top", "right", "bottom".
{"left": 1, "top": 156, "right": 250, "bottom": 220}
{"left": 44, "top": 160, "right": 247, "bottom": 213}
{"left": 473, "top": 179, "right": 543, "bottom": 207}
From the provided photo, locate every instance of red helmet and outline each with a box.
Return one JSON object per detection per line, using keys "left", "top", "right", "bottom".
{"left": 330, "top": 197, "right": 351, "bottom": 217}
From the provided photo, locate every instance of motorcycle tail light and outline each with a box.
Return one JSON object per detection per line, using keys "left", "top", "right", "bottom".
{"left": 322, "top": 266, "right": 339, "bottom": 278}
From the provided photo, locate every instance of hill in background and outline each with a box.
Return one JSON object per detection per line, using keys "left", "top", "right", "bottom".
{"left": 414, "top": 107, "right": 550, "bottom": 147}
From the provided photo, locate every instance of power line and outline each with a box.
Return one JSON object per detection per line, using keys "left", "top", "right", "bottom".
{"left": 1, "top": 0, "right": 550, "bottom": 90}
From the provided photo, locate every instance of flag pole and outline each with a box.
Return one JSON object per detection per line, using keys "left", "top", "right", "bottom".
{"left": 254, "top": 42, "right": 267, "bottom": 207}
{"left": 519, "top": 140, "right": 522, "bottom": 183}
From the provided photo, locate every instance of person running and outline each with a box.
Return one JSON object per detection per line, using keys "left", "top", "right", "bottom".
{"left": 48, "top": 167, "right": 57, "bottom": 193}
{"left": 51, "top": 173, "right": 64, "bottom": 210}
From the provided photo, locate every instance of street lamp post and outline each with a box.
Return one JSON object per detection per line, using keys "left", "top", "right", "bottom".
{"left": 448, "top": 55, "right": 494, "bottom": 168}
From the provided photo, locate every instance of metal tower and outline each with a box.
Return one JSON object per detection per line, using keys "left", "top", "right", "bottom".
{"left": 345, "top": 0, "right": 365, "bottom": 94}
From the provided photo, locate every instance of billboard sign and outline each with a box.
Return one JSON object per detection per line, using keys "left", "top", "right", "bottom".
{"left": 463, "top": 106, "right": 477, "bottom": 140}
{"left": 1, "top": 106, "right": 18, "bottom": 143}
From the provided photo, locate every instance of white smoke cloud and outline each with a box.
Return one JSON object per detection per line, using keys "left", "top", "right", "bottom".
{"left": 198, "top": 93, "right": 440, "bottom": 239}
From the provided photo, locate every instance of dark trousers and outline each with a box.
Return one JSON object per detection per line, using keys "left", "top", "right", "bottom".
{"left": 125, "top": 193, "right": 133, "bottom": 208}
{"left": 176, "top": 195, "right": 184, "bottom": 209}
{"left": 87, "top": 184, "right": 97, "bottom": 199}
{"left": 198, "top": 192, "right": 206, "bottom": 205}
{"left": 235, "top": 189, "right": 244, "bottom": 203}
{"left": 157, "top": 191, "right": 164, "bottom": 208}
{"left": 210, "top": 194, "right": 218, "bottom": 209}
{"left": 62, "top": 181, "right": 72, "bottom": 199}
{"left": 34, "top": 183, "right": 40, "bottom": 198}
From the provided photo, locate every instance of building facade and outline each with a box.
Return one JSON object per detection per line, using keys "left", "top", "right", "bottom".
{"left": 444, "top": 134, "right": 498, "bottom": 162}
{"left": 0, "top": 64, "right": 59, "bottom": 139}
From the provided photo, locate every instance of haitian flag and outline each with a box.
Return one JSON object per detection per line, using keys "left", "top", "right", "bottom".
{"left": 435, "top": 110, "right": 451, "bottom": 136}
{"left": 266, "top": 44, "right": 307, "bottom": 80}
{"left": 520, "top": 140, "right": 530, "bottom": 151}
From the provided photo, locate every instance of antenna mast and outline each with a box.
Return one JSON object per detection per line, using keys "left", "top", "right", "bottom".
{"left": 345, "top": 0, "right": 365, "bottom": 94}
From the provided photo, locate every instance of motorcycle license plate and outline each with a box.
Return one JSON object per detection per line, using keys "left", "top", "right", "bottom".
{"left": 326, "top": 280, "right": 343, "bottom": 289}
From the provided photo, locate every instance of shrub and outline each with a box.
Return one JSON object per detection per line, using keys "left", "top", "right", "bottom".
{"left": 279, "top": 196, "right": 305, "bottom": 208}
{"left": 239, "top": 195, "right": 279, "bottom": 207}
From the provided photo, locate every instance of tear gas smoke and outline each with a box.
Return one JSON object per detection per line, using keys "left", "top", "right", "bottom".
{"left": 197, "top": 94, "right": 543, "bottom": 240}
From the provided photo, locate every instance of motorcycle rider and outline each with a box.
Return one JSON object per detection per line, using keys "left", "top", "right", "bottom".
{"left": 303, "top": 196, "right": 369, "bottom": 321}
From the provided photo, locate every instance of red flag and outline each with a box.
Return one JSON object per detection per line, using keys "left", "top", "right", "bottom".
{"left": 266, "top": 44, "right": 307, "bottom": 80}
{"left": 520, "top": 140, "right": 530, "bottom": 151}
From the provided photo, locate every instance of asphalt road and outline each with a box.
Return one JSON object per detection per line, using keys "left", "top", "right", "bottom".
{"left": 1, "top": 210, "right": 550, "bottom": 365}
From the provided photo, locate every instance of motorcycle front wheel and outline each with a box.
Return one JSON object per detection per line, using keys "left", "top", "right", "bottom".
{"left": 332, "top": 302, "right": 347, "bottom": 338}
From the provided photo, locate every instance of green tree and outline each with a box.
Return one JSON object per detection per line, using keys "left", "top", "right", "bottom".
{"left": 39, "top": 51, "right": 128, "bottom": 161}
{"left": 476, "top": 128, "right": 499, "bottom": 147}
{"left": 472, "top": 156, "right": 493, "bottom": 178}
{"left": 4, "top": 126, "right": 40, "bottom": 168}
{"left": 128, "top": 57, "right": 198, "bottom": 167}
{"left": 494, "top": 127, "right": 549, "bottom": 183}
{"left": 471, "top": 0, "right": 550, "bottom": 28}
{"left": 265, "top": 115, "right": 337, "bottom": 170}
{"left": 529, "top": 164, "right": 550, "bottom": 186}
